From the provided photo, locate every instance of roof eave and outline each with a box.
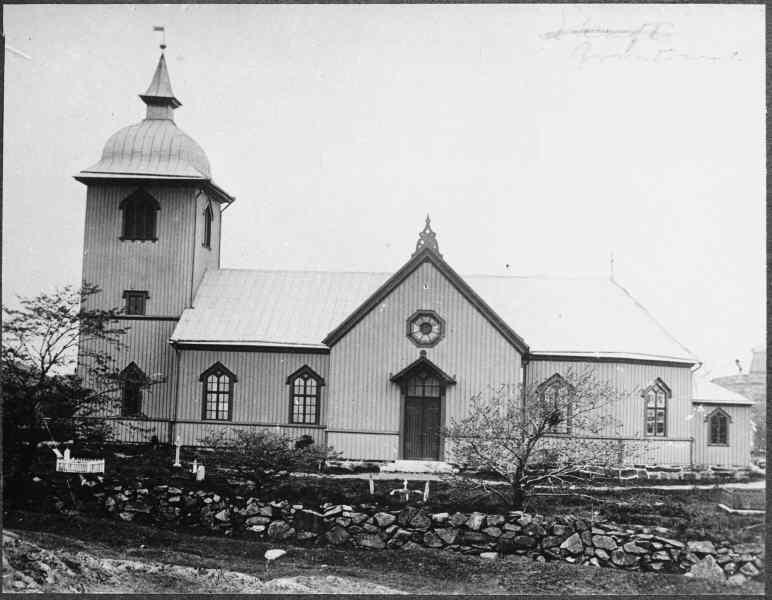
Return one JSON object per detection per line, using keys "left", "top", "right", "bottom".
{"left": 74, "top": 173, "right": 235, "bottom": 204}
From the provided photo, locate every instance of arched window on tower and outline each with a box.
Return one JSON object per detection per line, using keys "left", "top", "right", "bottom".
{"left": 200, "top": 362, "right": 237, "bottom": 421}
{"left": 536, "top": 373, "right": 574, "bottom": 434}
{"left": 707, "top": 408, "right": 731, "bottom": 445}
{"left": 120, "top": 189, "right": 160, "bottom": 241}
{"left": 120, "top": 362, "right": 148, "bottom": 417}
{"left": 203, "top": 203, "right": 213, "bottom": 249}
{"left": 286, "top": 366, "right": 325, "bottom": 425}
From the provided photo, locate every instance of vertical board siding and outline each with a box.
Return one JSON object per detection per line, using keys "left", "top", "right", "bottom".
{"left": 526, "top": 360, "right": 694, "bottom": 440}
{"left": 328, "top": 261, "right": 523, "bottom": 461}
{"left": 176, "top": 422, "right": 326, "bottom": 447}
{"left": 176, "top": 349, "right": 330, "bottom": 425}
{"left": 82, "top": 183, "right": 196, "bottom": 315}
{"left": 191, "top": 190, "right": 220, "bottom": 305}
{"left": 691, "top": 404, "right": 752, "bottom": 467}
{"left": 77, "top": 320, "right": 178, "bottom": 425}
{"left": 327, "top": 432, "right": 400, "bottom": 461}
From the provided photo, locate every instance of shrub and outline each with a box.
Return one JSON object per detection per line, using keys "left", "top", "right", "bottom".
{"left": 198, "top": 429, "right": 340, "bottom": 493}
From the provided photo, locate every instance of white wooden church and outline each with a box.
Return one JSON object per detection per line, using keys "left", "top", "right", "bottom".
{"left": 75, "top": 51, "right": 753, "bottom": 467}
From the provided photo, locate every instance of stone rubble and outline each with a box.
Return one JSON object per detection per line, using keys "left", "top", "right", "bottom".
{"left": 29, "top": 475, "right": 764, "bottom": 584}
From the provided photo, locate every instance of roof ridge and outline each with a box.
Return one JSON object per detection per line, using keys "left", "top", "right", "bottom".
{"left": 212, "top": 267, "right": 610, "bottom": 280}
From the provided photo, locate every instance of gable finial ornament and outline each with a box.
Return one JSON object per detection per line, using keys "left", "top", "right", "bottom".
{"left": 413, "top": 214, "right": 442, "bottom": 258}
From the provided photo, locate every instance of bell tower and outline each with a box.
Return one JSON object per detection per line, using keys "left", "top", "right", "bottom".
{"left": 74, "top": 45, "right": 234, "bottom": 440}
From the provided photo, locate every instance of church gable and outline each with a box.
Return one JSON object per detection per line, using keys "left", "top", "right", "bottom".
{"left": 322, "top": 217, "right": 529, "bottom": 354}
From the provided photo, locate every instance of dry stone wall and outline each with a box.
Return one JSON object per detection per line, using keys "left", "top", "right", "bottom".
{"left": 37, "top": 477, "right": 764, "bottom": 586}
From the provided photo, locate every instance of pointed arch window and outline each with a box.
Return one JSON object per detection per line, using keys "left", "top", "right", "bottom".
{"left": 706, "top": 408, "right": 731, "bottom": 445}
{"left": 536, "top": 373, "right": 574, "bottom": 434}
{"left": 287, "top": 366, "right": 325, "bottom": 425}
{"left": 120, "top": 190, "right": 159, "bottom": 241}
{"left": 643, "top": 378, "right": 670, "bottom": 437}
{"left": 200, "top": 362, "right": 237, "bottom": 421}
{"left": 120, "top": 362, "right": 148, "bottom": 417}
{"left": 202, "top": 203, "right": 213, "bottom": 249}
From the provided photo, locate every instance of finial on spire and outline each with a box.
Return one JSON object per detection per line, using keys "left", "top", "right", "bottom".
{"left": 153, "top": 26, "right": 167, "bottom": 51}
{"left": 412, "top": 214, "right": 442, "bottom": 258}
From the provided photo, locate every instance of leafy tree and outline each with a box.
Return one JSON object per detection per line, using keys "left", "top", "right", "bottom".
{"left": 198, "top": 429, "right": 341, "bottom": 493}
{"left": 2, "top": 284, "right": 128, "bottom": 484}
{"left": 444, "top": 368, "right": 639, "bottom": 509}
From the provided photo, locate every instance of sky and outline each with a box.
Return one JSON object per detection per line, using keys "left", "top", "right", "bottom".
{"left": 3, "top": 4, "right": 765, "bottom": 378}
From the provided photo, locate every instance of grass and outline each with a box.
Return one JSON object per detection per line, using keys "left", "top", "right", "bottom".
{"left": 5, "top": 510, "right": 764, "bottom": 595}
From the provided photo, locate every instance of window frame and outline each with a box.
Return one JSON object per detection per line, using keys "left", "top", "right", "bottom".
{"left": 122, "top": 290, "right": 149, "bottom": 315}
{"left": 199, "top": 362, "right": 237, "bottom": 422}
{"left": 119, "top": 362, "right": 147, "bottom": 417}
{"left": 535, "top": 373, "right": 575, "bottom": 435}
{"left": 706, "top": 407, "right": 731, "bottom": 446}
{"left": 119, "top": 189, "right": 160, "bottom": 242}
{"left": 642, "top": 378, "right": 671, "bottom": 438}
{"left": 202, "top": 203, "right": 213, "bottom": 250}
{"left": 286, "top": 365, "right": 325, "bottom": 425}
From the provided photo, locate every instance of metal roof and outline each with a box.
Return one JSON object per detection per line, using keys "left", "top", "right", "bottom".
{"left": 140, "top": 53, "right": 181, "bottom": 108}
{"left": 693, "top": 376, "right": 754, "bottom": 405}
{"left": 171, "top": 268, "right": 699, "bottom": 364}
{"left": 78, "top": 119, "right": 211, "bottom": 180}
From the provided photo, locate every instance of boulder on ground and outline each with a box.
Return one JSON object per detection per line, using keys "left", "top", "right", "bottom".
{"left": 465, "top": 512, "right": 486, "bottom": 531}
{"left": 267, "top": 521, "right": 294, "bottom": 540}
{"left": 423, "top": 531, "right": 444, "bottom": 548}
{"left": 686, "top": 540, "right": 716, "bottom": 555}
{"left": 435, "top": 528, "right": 458, "bottom": 545}
{"left": 592, "top": 535, "right": 617, "bottom": 551}
{"left": 611, "top": 550, "right": 638, "bottom": 568}
{"left": 559, "top": 533, "right": 583, "bottom": 555}
{"left": 739, "top": 562, "right": 760, "bottom": 577}
{"left": 373, "top": 512, "right": 396, "bottom": 528}
{"left": 689, "top": 555, "right": 725, "bottom": 581}
{"left": 356, "top": 534, "right": 385, "bottom": 549}
{"left": 325, "top": 526, "right": 350, "bottom": 546}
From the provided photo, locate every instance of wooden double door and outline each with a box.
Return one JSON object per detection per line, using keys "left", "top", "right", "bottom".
{"left": 403, "top": 371, "right": 443, "bottom": 460}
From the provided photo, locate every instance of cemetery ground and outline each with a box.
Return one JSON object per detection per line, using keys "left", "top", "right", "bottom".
{"left": 3, "top": 443, "right": 765, "bottom": 594}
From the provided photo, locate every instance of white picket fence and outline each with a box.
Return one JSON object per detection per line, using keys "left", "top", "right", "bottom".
{"left": 55, "top": 458, "right": 105, "bottom": 474}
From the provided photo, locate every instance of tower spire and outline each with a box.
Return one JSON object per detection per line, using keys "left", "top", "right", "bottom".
{"left": 413, "top": 214, "right": 442, "bottom": 258}
{"left": 139, "top": 34, "right": 182, "bottom": 120}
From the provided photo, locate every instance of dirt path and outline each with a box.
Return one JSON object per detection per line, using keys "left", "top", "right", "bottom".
{"left": 2, "top": 529, "right": 404, "bottom": 594}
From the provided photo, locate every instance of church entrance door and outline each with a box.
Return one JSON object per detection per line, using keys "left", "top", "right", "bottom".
{"left": 403, "top": 371, "right": 442, "bottom": 460}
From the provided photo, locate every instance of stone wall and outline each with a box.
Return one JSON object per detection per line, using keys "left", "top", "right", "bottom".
{"left": 38, "top": 477, "right": 764, "bottom": 586}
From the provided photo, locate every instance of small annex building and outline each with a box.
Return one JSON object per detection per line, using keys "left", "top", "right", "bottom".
{"left": 75, "top": 51, "right": 754, "bottom": 468}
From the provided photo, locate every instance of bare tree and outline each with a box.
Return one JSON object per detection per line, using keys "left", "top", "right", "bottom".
{"left": 2, "top": 284, "right": 129, "bottom": 483}
{"left": 445, "top": 367, "right": 636, "bottom": 509}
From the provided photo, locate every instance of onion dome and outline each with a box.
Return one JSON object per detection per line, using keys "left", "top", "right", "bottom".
{"left": 75, "top": 51, "right": 231, "bottom": 202}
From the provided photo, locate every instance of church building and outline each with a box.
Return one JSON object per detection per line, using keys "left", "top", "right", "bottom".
{"left": 75, "top": 51, "right": 754, "bottom": 468}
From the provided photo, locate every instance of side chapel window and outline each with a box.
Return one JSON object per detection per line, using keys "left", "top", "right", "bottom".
{"left": 287, "top": 366, "right": 325, "bottom": 425}
{"left": 537, "top": 374, "right": 573, "bottom": 434}
{"left": 203, "top": 204, "right": 213, "bottom": 249}
{"left": 200, "top": 362, "right": 237, "bottom": 421}
{"left": 708, "top": 409, "right": 730, "bottom": 445}
{"left": 120, "top": 189, "right": 159, "bottom": 241}
{"left": 643, "top": 378, "right": 670, "bottom": 437}
{"left": 120, "top": 362, "right": 147, "bottom": 417}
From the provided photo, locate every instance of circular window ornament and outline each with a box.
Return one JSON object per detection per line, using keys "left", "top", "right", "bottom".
{"left": 407, "top": 310, "right": 445, "bottom": 347}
